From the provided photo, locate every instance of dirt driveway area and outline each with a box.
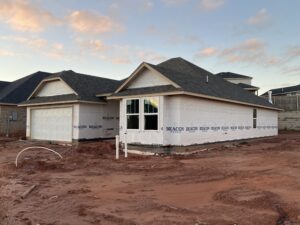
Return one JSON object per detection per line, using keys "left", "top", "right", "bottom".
{"left": 1, "top": 132, "right": 300, "bottom": 225}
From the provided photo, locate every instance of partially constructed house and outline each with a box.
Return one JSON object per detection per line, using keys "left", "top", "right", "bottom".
{"left": 108, "top": 57, "right": 280, "bottom": 149}
{"left": 19, "top": 70, "right": 121, "bottom": 142}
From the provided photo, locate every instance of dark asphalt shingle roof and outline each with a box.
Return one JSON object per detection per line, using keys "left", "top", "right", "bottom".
{"left": 114, "top": 57, "right": 279, "bottom": 110}
{"left": 237, "top": 83, "right": 259, "bottom": 90}
{"left": 21, "top": 70, "right": 121, "bottom": 105}
{"left": 0, "top": 81, "right": 11, "bottom": 92}
{"left": 0, "top": 71, "right": 51, "bottom": 104}
{"left": 216, "top": 72, "right": 252, "bottom": 79}
{"left": 261, "top": 84, "right": 300, "bottom": 96}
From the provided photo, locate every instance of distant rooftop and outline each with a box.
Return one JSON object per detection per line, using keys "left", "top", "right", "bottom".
{"left": 216, "top": 72, "right": 252, "bottom": 79}
{"left": 261, "top": 84, "right": 300, "bottom": 96}
{"left": 237, "top": 83, "right": 259, "bottom": 90}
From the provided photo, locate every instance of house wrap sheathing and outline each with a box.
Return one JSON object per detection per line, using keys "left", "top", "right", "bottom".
{"left": 109, "top": 57, "right": 280, "bottom": 147}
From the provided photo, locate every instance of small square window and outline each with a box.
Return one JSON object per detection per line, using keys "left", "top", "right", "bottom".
{"left": 126, "top": 99, "right": 139, "bottom": 114}
{"left": 127, "top": 115, "right": 139, "bottom": 129}
{"left": 144, "top": 98, "right": 158, "bottom": 113}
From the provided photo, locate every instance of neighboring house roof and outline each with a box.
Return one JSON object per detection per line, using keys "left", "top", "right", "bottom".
{"left": 237, "top": 83, "right": 259, "bottom": 90}
{"left": 261, "top": 84, "right": 300, "bottom": 96}
{"left": 216, "top": 72, "right": 252, "bottom": 79}
{"left": 0, "top": 81, "right": 11, "bottom": 92}
{"left": 111, "top": 57, "right": 280, "bottom": 110}
{"left": 0, "top": 71, "right": 51, "bottom": 105}
{"left": 21, "top": 70, "right": 121, "bottom": 105}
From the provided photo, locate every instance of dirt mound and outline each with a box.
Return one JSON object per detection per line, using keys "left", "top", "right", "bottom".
{"left": 17, "top": 160, "right": 66, "bottom": 173}
{"left": 214, "top": 187, "right": 279, "bottom": 209}
{"left": 159, "top": 167, "right": 235, "bottom": 184}
{"left": 75, "top": 141, "right": 115, "bottom": 155}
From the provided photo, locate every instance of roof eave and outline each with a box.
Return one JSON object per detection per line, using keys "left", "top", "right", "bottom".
{"left": 96, "top": 92, "right": 113, "bottom": 97}
{"left": 107, "top": 89, "right": 282, "bottom": 111}
{"left": 18, "top": 100, "right": 106, "bottom": 107}
{"left": 0, "top": 102, "right": 18, "bottom": 106}
{"left": 107, "top": 91, "right": 185, "bottom": 100}
{"left": 244, "top": 87, "right": 259, "bottom": 90}
{"left": 183, "top": 91, "right": 282, "bottom": 111}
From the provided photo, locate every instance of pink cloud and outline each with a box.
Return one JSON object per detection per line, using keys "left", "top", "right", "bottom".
{"left": 0, "top": 0, "right": 60, "bottom": 32}
{"left": 76, "top": 38, "right": 165, "bottom": 65}
{"left": 196, "top": 39, "right": 282, "bottom": 67}
{"left": 0, "top": 49, "right": 15, "bottom": 57}
{"left": 0, "top": 35, "right": 64, "bottom": 59}
{"left": 220, "top": 39, "right": 266, "bottom": 63}
{"left": 68, "top": 10, "right": 122, "bottom": 35}
{"left": 196, "top": 47, "right": 218, "bottom": 57}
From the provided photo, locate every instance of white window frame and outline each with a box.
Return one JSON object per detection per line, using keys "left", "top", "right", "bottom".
{"left": 143, "top": 97, "right": 159, "bottom": 131}
{"left": 126, "top": 98, "right": 140, "bottom": 130}
{"left": 253, "top": 108, "right": 257, "bottom": 129}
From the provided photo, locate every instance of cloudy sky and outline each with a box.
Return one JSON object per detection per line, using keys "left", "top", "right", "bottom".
{"left": 0, "top": 0, "right": 299, "bottom": 94}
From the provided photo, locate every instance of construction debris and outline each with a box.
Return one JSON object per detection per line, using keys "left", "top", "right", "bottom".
{"left": 21, "top": 185, "right": 37, "bottom": 199}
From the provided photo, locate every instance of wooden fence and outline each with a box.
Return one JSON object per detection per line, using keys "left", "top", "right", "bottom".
{"left": 262, "top": 95, "right": 300, "bottom": 111}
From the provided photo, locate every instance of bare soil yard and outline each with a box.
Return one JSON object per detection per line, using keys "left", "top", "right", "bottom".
{"left": 1, "top": 132, "right": 300, "bottom": 225}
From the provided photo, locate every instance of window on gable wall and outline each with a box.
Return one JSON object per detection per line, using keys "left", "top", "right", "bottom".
{"left": 253, "top": 109, "right": 257, "bottom": 128}
{"left": 126, "top": 99, "right": 139, "bottom": 129}
{"left": 144, "top": 97, "right": 158, "bottom": 130}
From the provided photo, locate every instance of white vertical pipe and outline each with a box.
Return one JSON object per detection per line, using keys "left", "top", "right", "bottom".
{"left": 115, "top": 135, "right": 119, "bottom": 159}
{"left": 124, "top": 132, "right": 128, "bottom": 158}
{"left": 268, "top": 91, "right": 273, "bottom": 104}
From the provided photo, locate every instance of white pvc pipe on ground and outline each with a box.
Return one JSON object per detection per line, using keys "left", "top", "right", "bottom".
{"left": 115, "top": 135, "right": 119, "bottom": 159}
{"left": 15, "top": 146, "right": 63, "bottom": 168}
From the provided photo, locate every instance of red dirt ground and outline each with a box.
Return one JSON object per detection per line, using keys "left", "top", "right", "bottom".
{"left": 1, "top": 132, "right": 300, "bottom": 225}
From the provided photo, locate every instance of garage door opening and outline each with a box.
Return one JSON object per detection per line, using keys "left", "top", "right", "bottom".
{"left": 30, "top": 107, "right": 73, "bottom": 142}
